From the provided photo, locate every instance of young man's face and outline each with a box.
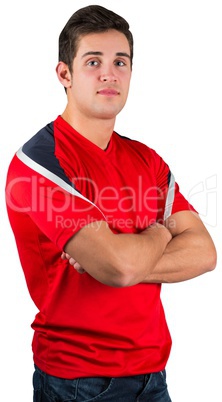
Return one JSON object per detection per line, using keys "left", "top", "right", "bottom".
{"left": 68, "top": 29, "right": 132, "bottom": 121}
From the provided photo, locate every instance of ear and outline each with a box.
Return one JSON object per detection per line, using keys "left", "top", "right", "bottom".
{"left": 56, "top": 62, "right": 72, "bottom": 89}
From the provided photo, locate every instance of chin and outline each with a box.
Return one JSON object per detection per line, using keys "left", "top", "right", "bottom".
{"left": 96, "top": 106, "right": 124, "bottom": 120}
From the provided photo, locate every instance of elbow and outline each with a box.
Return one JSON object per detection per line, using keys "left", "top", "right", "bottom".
{"left": 106, "top": 257, "right": 140, "bottom": 288}
{"left": 108, "top": 274, "right": 137, "bottom": 288}
{"left": 203, "top": 242, "right": 217, "bottom": 274}
{"left": 99, "top": 271, "right": 135, "bottom": 288}
{"left": 111, "top": 272, "right": 137, "bottom": 288}
{"left": 207, "top": 246, "right": 217, "bottom": 272}
{"left": 98, "top": 251, "right": 137, "bottom": 287}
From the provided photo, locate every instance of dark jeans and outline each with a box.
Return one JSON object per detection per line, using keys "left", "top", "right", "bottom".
{"left": 33, "top": 365, "right": 172, "bottom": 401}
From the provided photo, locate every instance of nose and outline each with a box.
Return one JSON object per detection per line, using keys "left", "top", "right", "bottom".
{"left": 99, "top": 72, "right": 117, "bottom": 83}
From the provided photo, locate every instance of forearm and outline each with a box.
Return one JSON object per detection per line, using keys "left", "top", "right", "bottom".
{"left": 65, "top": 212, "right": 216, "bottom": 286}
{"left": 65, "top": 221, "right": 172, "bottom": 287}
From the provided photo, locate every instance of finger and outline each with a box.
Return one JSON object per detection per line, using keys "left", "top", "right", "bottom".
{"left": 61, "top": 252, "right": 72, "bottom": 260}
{"left": 74, "top": 265, "right": 86, "bottom": 274}
{"left": 69, "top": 257, "right": 77, "bottom": 265}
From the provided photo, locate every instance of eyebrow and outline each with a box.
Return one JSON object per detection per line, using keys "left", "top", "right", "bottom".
{"left": 81, "top": 51, "right": 131, "bottom": 59}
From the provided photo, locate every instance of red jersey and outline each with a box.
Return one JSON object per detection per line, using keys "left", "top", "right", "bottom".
{"left": 5, "top": 116, "right": 195, "bottom": 379}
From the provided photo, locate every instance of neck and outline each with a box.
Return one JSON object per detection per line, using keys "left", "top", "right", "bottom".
{"left": 61, "top": 107, "right": 115, "bottom": 150}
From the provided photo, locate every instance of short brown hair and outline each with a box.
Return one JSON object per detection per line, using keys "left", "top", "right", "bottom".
{"left": 59, "top": 5, "right": 134, "bottom": 73}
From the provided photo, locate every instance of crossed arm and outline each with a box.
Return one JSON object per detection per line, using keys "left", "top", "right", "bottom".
{"left": 63, "top": 211, "right": 217, "bottom": 287}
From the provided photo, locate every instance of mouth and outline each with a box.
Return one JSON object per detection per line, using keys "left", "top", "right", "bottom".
{"left": 97, "top": 88, "right": 120, "bottom": 96}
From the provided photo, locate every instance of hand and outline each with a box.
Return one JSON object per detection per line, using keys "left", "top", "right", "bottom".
{"left": 142, "top": 222, "right": 172, "bottom": 245}
{"left": 61, "top": 252, "right": 86, "bottom": 274}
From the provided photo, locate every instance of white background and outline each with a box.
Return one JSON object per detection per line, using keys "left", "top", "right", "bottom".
{"left": 1, "top": 1, "right": 221, "bottom": 401}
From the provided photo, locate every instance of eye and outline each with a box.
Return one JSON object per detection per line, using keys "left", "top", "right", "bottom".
{"left": 87, "top": 60, "right": 100, "bottom": 67}
{"left": 115, "top": 60, "right": 127, "bottom": 67}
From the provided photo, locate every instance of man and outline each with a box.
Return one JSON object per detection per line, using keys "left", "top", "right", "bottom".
{"left": 5, "top": 5, "right": 216, "bottom": 401}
